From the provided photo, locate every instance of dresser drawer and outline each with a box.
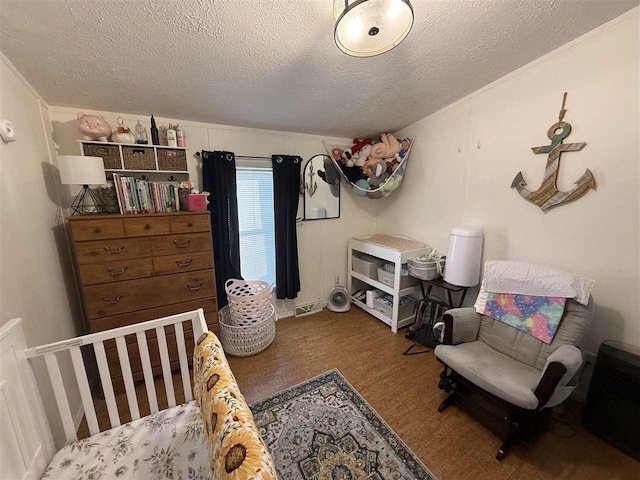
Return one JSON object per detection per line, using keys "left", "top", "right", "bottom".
{"left": 78, "top": 257, "right": 154, "bottom": 286}
{"left": 83, "top": 269, "right": 216, "bottom": 319}
{"left": 124, "top": 216, "right": 171, "bottom": 237}
{"left": 74, "top": 237, "right": 151, "bottom": 265}
{"left": 153, "top": 251, "right": 213, "bottom": 275}
{"left": 88, "top": 298, "right": 218, "bottom": 332}
{"left": 151, "top": 233, "right": 212, "bottom": 256}
{"left": 170, "top": 214, "right": 210, "bottom": 234}
{"left": 71, "top": 218, "right": 125, "bottom": 242}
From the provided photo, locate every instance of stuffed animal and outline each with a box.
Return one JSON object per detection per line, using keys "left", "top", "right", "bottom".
{"left": 351, "top": 144, "right": 372, "bottom": 168}
{"left": 362, "top": 157, "right": 387, "bottom": 187}
{"left": 395, "top": 138, "right": 412, "bottom": 161}
{"left": 371, "top": 133, "right": 401, "bottom": 159}
{"left": 353, "top": 179, "right": 370, "bottom": 196}
{"left": 110, "top": 117, "right": 135, "bottom": 144}
{"left": 351, "top": 137, "right": 371, "bottom": 155}
{"left": 77, "top": 113, "right": 112, "bottom": 142}
{"left": 331, "top": 146, "right": 355, "bottom": 167}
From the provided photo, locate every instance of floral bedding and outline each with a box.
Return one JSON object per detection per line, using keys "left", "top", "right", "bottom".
{"left": 193, "top": 331, "right": 277, "bottom": 480}
{"left": 42, "top": 402, "right": 210, "bottom": 480}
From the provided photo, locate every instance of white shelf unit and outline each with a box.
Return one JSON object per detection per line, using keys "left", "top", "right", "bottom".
{"left": 348, "top": 237, "right": 426, "bottom": 333}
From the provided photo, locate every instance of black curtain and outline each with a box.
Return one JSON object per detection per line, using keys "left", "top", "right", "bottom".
{"left": 272, "top": 155, "right": 301, "bottom": 299}
{"left": 202, "top": 150, "right": 242, "bottom": 308}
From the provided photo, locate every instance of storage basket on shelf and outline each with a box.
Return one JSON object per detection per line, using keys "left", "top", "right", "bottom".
{"left": 408, "top": 257, "right": 445, "bottom": 280}
{"left": 225, "top": 279, "right": 273, "bottom": 326}
{"left": 218, "top": 305, "right": 276, "bottom": 356}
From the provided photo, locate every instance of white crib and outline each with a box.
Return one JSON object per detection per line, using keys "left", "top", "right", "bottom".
{"left": 0, "top": 309, "right": 208, "bottom": 480}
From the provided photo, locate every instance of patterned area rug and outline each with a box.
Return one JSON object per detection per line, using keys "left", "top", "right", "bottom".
{"left": 250, "top": 369, "right": 435, "bottom": 480}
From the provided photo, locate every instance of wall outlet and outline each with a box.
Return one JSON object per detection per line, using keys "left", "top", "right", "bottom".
{"left": 334, "top": 275, "right": 340, "bottom": 285}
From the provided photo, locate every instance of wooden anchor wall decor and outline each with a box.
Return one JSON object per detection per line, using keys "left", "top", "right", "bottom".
{"left": 511, "top": 92, "right": 596, "bottom": 212}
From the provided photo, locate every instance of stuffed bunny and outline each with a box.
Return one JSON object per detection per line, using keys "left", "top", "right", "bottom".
{"left": 371, "top": 133, "right": 401, "bottom": 159}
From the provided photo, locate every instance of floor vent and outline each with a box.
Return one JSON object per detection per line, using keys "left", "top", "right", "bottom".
{"left": 294, "top": 300, "right": 323, "bottom": 317}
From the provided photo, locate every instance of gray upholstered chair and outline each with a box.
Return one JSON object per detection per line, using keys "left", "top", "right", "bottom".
{"left": 434, "top": 297, "right": 593, "bottom": 460}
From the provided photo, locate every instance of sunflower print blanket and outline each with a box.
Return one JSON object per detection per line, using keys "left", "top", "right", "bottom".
{"left": 483, "top": 293, "right": 566, "bottom": 344}
{"left": 193, "top": 331, "right": 277, "bottom": 480}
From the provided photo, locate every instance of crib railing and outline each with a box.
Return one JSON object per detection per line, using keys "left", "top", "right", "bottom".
{"left": 24, "top": 308, "right": 208, "bottom": 445}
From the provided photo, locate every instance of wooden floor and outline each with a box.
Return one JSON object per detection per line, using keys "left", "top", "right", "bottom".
{"left": 80, "top": 307, "right": 637, "bottom": 480}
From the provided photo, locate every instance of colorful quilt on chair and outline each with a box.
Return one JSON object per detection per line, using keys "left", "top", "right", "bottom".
{"left": 482, "top": 293, "right": 566, "bottom": 344}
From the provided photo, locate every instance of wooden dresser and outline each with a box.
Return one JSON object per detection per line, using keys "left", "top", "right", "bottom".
{"left": 68, "top": 212, "right": 217, "bottom": 391}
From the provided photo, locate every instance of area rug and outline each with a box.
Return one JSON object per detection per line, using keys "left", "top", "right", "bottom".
{"left": 250, "top": 369, "right": 435, "bottom": 480}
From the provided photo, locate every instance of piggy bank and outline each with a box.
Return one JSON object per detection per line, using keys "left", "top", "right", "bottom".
{"left": 76, "top": 113, "right": 112, "bottom": 142}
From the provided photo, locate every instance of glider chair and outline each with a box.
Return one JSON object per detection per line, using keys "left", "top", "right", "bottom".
{"left": 434, "top": 298, "right": 594, "bottom": 460}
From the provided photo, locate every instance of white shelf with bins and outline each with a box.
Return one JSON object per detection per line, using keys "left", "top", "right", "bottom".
{"left": 78, "top": 140, "right": 190, "bottom": 174}
{"left": 347, "top": 236, "right": 426, "bottom": 333}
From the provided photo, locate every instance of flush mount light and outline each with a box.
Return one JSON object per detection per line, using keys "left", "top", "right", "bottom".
{"left": 334, "top": 0, "right": 414, "bottom": 57}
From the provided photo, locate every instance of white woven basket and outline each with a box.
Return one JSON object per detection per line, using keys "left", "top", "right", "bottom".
{"left": 218, "top": 305, "right": 276, "bottom": 357}
{"left": 225, "top": 279, "right": 273, "bottom": 326}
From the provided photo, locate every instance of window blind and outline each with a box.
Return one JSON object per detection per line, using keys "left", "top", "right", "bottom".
{"left": 236, "top": 165, "right": 276, "bottom": 285}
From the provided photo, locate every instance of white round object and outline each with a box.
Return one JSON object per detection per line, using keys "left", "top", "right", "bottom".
{"left": 334, "top": 0, "right": 414, "bottom": 57}
{"left": 328, "top": 286, "right": 351, "bottom": 312}
{"left": 225, "top": 279, "right": 273, "bottom": 326}
{"left": 444, "top": 227, "right": 483, "bottom": 287}
{"left": 218, "top": 305, "right": 276, "bottom": 357}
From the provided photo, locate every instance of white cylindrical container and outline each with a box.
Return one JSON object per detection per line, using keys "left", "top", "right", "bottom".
{"left": 444, "top": 227, "right": 483, "bottom": 287}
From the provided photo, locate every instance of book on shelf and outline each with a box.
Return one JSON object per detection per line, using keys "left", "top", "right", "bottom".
{"left": 112, "top": 174, "right": 181, "bottom": 214}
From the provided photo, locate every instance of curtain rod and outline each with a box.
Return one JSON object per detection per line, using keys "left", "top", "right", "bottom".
{"left": 194, "top": 152, "right": 272, "bottom": 160}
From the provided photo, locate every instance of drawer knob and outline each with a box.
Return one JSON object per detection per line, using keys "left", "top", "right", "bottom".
{"left": 144, "top": 223, "right": 151, "bottom": 230}
{"left": 187, "top": 222, "right": 193, "bottom": 227}
{"left": 174, "top": 239, "right": 191, "bottom": 248}
{"left": 94, "top": 227, "right": 102, "bottom": 233}
{"left": 187, "top": 279, "right": 203, "bottom": 291}
{"left": 176, "top": 258, "right": 193, "bottom": 267}
{"left": 102, "top": 294, "right": 123, "bottom": 304}
{"left": 107, "top": 266, "right": 128, "bottom": 276}
{"left": 103, "top": 245, "right": 125, "bottom": 255}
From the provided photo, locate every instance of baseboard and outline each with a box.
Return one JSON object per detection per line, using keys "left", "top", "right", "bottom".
{"left": 73, "top": 403, "right": 84, "bottom": 432}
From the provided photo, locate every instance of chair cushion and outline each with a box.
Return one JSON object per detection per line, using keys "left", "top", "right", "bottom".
{"left": 477, "top": 297, "right": 593, "bottom": 370}
{"left": 435, "top": 341, "right": 542, "bottom": 409}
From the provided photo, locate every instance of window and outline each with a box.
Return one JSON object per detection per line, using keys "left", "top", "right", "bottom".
{"left": 236, "top": 160, "right": 276, "bottom": 284}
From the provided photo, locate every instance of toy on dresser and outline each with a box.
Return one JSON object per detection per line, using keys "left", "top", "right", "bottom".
{"left": 76, "top": 113, "right": 112, "bottom": 142}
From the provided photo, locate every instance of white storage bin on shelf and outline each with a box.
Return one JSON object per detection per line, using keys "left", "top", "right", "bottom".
{"left": 352, "top": 253, "right": 385, "bottom": 279}
{"left": 377, "top": 267, "right": 418, "bottom": 289}
{"left": 373, "top": 294, "right": 416, "bottom": 320}
{"left": 408, "top": 258, "right": 445, "bottom": 280}
{"left": 218, "top": 305, "right": 276, "bottom": 356}
{"left": 225, "top": 279, "right": 273, "bottom": 325}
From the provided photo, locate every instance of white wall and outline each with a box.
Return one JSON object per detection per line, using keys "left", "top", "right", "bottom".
{"left": 49, "top": 107, "right": 378, "bottom": 314}
{"left": 378, "top": 10, "right": 640, "bottom": 353}
{"left": 0, "top": 53, "right": 83, "bottom": 447}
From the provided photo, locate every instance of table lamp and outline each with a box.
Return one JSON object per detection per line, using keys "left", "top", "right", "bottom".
{"left": 58, "top": 155, "right": 107, "bottom": 215}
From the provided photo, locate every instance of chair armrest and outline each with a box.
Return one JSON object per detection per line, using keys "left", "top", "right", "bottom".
{"left": 534, "top": 344, "right": 584, "bottom": 409}
{"left": 441, "top": 308, "right": 482, "bottom": 345}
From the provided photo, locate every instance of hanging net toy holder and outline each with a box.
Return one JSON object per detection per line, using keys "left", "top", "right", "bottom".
{"left": 322, "top": 136, "right": 415, "bottom": 199}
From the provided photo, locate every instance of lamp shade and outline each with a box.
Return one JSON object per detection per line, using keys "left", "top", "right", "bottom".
{"left": 334, "top": 0, "right": 414, "bottom": 57}
{"left": 58, "top": 155, "right": 106, "bottom": 185}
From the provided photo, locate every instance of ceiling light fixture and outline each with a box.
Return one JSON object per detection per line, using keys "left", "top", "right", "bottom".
{"left": 334, "top": 0, "right": 414, "bottom": 57}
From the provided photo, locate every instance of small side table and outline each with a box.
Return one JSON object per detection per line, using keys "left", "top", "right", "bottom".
{"left": 419, "top": 277, "right": 470, "bottom": 309}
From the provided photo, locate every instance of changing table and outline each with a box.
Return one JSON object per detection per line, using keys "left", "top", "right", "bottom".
{"left": 348, "top": 234, "right": 427, "bottom": 333}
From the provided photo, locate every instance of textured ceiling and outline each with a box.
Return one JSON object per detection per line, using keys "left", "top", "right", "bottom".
{"left": 0, "top": 0, "right": 637, "bottom": 136}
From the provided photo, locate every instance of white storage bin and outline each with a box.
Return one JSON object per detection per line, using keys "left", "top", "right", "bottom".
{"left": 408, "top": 258, "right": 445, "bottom": 280}
{"left": 352, "top": 253, "right": 384, "bottom": 279}
{"left": 373, "top": 294, "right": 416, "bottom": 320}
{"left": 377, "top": 267, "right": 418, "bottom": 289}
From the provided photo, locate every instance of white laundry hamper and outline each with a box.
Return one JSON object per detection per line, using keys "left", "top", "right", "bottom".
{"left": 225, "top": 278, "right": 273, "bottom": 326}
{"left": 218, "top": 305, "right": 276, "bottom": 356}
